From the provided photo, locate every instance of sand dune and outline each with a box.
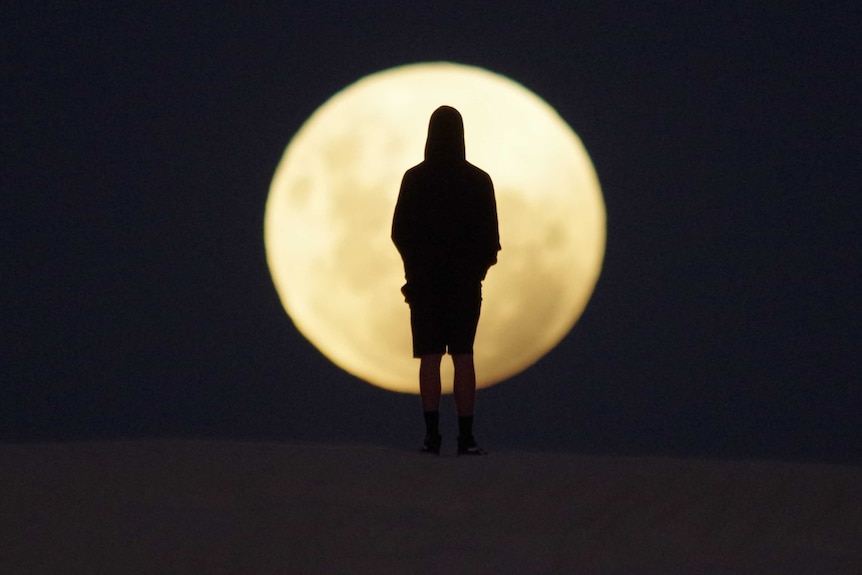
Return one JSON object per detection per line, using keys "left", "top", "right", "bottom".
{"left": 2, "top": 440, "right": 860, "bottom": 574}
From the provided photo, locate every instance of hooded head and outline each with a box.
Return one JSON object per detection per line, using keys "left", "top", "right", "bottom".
{"left": 424, "top": 105, "right": 466, "bottom": 163}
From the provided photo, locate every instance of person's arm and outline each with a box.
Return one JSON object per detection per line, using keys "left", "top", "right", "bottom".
{"left": 392, "top": 173, "right": 416, "bottom": 261}
{"left": 480, "top": 174, "right": 501, "bottom": 272}
{"left": 392, "top": 171, "right": 436, "bottom": 284}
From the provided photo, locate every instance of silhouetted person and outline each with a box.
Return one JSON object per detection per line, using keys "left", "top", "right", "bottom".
{"left": 392, "top": 106, "right": 500, "bottom": 455}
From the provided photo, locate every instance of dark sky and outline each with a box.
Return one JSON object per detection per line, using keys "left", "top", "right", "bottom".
{"left": 4, "top": 4, "right": 860, "bottom": 462}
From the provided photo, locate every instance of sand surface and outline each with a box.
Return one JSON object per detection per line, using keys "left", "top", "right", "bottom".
{"left": 2, "top": 440, "right": 860, "bottom": 574}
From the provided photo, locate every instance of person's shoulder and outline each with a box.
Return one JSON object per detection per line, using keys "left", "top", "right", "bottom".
{"left": 401, "top": 162, "right": 427, "bottom": 181}
{"left": 464, "top": 162, "right": 493, "bottom": 186}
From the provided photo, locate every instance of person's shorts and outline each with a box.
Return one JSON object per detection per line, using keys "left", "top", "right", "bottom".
{"left": 408, "top": 285, "right": 482, "bottom": 357}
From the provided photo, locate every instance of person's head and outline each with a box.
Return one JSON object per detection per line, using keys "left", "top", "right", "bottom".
{"left": 424, "top": 105, "right": 466, "bottom": 163}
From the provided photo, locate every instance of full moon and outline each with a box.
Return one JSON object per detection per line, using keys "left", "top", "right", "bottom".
{"left": 265, "top": 62, "right": 605, "bottom": 394}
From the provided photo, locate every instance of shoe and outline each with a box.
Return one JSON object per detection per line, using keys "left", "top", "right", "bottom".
{"left": 457, "top": 436, "right": 487, "bottom": 456}
{"left": 420, "top": 433, "right": 441, "bottom": 455}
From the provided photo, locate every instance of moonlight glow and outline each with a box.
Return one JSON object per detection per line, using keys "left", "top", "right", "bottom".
{"left": 265, "top": 62, "right": 605, "bottom": 394}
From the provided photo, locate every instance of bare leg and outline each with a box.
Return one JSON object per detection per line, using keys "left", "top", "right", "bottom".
{"left": 452, "top": 353, "right": 476, "bottom": 417}
{"left": 419, "top": 354, "right": 443, "bottom": 412}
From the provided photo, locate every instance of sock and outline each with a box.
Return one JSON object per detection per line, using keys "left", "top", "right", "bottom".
{"left": 424, "top": 411, "right": 440, "bottom": 437}
{"left": 458, "top": 415, "right": 474, "bottom": 439}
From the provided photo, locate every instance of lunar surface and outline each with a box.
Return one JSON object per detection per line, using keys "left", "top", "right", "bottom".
{"left": 265, "top": 62, "right": 605, "bottom": 393}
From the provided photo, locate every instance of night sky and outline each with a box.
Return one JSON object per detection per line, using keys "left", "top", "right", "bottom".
{"left": 4, "top": 4, "right": 860, "bottom": 462}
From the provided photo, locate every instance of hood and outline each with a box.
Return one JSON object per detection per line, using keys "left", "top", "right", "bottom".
{"left": 423, "top": 105, "right": 466, "bottom": 163}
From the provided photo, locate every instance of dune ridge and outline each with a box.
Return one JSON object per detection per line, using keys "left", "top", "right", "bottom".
{"left": 2, "top": 440, "right": 860, "bottom": 574}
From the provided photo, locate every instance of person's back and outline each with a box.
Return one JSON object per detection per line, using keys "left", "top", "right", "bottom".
{"left": 392, "top": 107, "right": 499, "bottom": 298}
{"left": 391, "top": 105, "right": 500, "bottom": 455}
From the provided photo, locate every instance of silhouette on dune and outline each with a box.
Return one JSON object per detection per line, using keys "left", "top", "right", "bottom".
{"left": 392, "top": 106, "right": 501, "bottom": 455}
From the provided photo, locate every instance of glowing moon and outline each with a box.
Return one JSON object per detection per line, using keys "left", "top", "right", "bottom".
{"left": 265, "top": 62, "right": 605, "bottom": 394}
